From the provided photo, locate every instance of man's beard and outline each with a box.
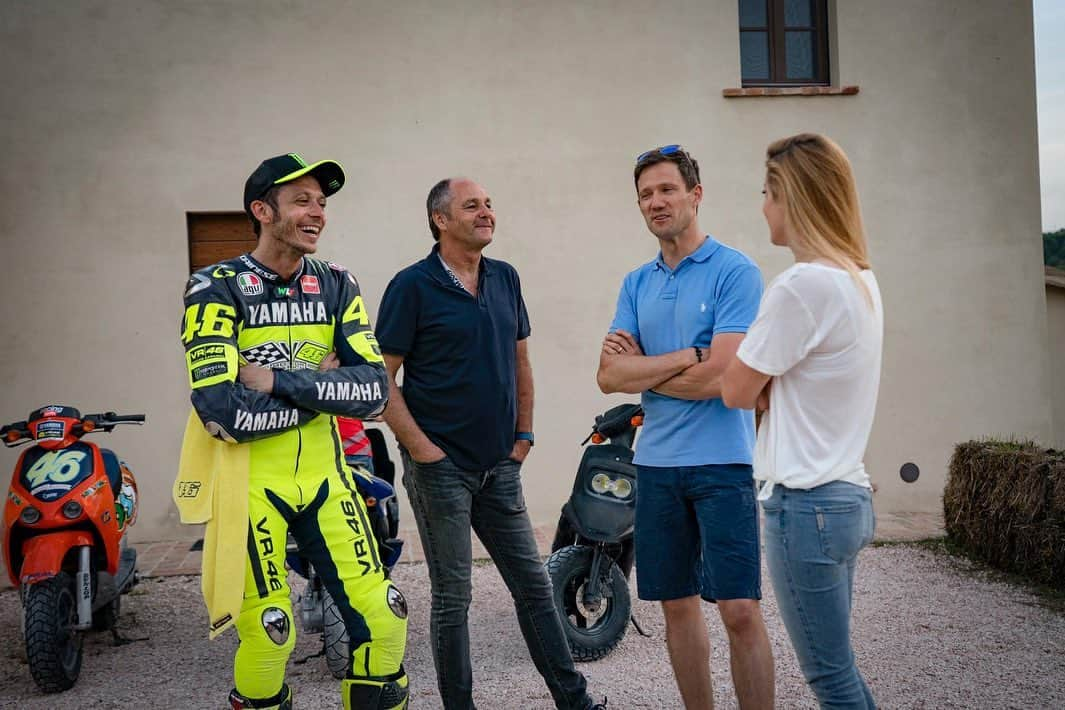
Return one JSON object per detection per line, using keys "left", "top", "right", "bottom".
{"left": 273, "top": 215, "right": 317, "bottom": 254}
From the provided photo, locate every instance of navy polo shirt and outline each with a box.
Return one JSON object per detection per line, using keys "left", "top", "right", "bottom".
{"left": 376, "top": 245, "right": 530, "bottom": 471}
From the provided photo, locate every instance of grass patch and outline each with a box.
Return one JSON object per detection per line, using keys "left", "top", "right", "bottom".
{"left": 979, "top": 438, "right": 1038, "bottom": 453}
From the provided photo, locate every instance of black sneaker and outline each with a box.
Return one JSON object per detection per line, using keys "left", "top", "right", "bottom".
{"left": 588, "top": 699, "right": 608, "bottom": 710}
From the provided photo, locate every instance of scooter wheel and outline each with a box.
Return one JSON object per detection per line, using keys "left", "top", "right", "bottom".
{"left": 545, "top": 545, "right": 630, "bottom": 662}
{"left": 24, "top": 571, "right": 83, "bottom": 692}
{"left": 322, "top": 589, "right": 350, "bottom": 679}
{"left": 549, "top": 512, "right": 578, "bottom": 553}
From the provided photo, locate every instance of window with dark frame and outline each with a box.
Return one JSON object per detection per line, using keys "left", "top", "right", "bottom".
{"left": 739, "top": 0, "right": 829, "bottom": 87}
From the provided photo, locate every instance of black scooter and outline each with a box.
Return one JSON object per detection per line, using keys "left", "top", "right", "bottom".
{"left": 545, "top": 403, "right": 647, "bottom": 662}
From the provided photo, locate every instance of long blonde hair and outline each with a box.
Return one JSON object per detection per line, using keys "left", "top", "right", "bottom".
{"left": 764, "top": 133, "right": 871, "bottom": 302}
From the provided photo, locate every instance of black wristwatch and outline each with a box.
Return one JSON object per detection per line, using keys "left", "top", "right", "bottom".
{"left": 515, "top": 431, "right": 535, "bottom": 446}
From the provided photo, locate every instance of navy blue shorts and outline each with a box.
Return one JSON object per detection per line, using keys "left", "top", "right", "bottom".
{"left": 634, "top": 463, "right": 761, "bottom": 602}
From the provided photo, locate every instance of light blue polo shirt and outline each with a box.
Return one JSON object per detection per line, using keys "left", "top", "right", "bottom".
{"left": 610, "top": 236, "right": 762, "bottom": 467}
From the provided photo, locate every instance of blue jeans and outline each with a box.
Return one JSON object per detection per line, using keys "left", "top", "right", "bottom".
{"left": 762, "top": 481, "right": 876, "bottom": 710}
{"left": 401, "top": 451, "right": 591, "bottom": 710}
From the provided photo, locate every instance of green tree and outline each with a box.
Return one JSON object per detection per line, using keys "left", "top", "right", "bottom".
{"left": 1044, "top": 229, "right": 1065, "bottom": 269}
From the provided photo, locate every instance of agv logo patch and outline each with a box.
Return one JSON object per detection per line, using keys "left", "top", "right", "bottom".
{"left": 238, "top": 272, "right": 264, "bottom": 296}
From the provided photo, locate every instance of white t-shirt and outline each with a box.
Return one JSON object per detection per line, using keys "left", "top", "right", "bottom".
{"left": 736, "top": 262, "right": 883, "bottom": 500}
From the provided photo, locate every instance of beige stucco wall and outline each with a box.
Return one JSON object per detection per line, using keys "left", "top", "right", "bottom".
{"left": 1047, "top": 285, "right": 1065, "bottom": 448}
{"left": 0, "top": 0, "right": 1047, "bottom": 543}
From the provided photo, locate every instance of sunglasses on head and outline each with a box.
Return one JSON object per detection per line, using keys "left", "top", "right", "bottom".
{"left": 636, "top": 144, "right": 684, "bottom": 164}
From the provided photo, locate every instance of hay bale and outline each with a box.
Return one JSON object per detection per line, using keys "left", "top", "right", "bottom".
{"left": 944, "top": 440, "right": 1065, "bottom": 589}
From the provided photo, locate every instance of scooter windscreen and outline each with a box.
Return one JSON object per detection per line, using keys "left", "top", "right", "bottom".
{"left": 18, "top": 442, "right": 96, "bottom": 502}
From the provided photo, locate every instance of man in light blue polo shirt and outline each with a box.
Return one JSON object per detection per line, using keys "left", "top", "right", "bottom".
{"left": 597, "top": 145, "right": 774, "bottom": 709}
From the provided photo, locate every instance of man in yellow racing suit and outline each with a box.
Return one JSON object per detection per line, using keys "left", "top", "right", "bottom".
{"left": 180, "top": 153, "right": 408, "bottom": 709}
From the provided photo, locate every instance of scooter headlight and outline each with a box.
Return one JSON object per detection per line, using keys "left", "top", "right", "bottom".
{"left": 590, "top": 473, "right": 634, "bottom": 499}
{"left": 590, "top": 473, "right": 612, "bottom": 495}
{"left": 61, "top": 500, "right": 83, "bottom": 520}
{"left": 20, "top": 506, "right": 41, "bottom": 524}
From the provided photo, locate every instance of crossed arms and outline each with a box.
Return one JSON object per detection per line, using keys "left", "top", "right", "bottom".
{"left": 596, "top": 329, "right": 746, "bottom": 401}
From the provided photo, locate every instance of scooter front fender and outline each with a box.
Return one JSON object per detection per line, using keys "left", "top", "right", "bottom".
{"left": 19, "top": 531, "right": 94, "bottom": 585}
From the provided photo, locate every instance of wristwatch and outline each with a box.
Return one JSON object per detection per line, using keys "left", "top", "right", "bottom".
{"left": 515, "top": 431, "right": 535, "bottom": 446}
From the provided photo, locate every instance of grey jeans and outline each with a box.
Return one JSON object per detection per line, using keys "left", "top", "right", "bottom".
{"left": 401, "top": 450, "right": 591, "bottom": 710}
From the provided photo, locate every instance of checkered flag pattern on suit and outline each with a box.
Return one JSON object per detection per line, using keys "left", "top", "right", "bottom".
{"left": 240, "top": 342, "right": 289, "bottom": 367}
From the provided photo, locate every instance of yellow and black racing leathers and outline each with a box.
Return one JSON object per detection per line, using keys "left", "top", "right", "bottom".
{"left": 181, "top": 253, "right": 408, "bottom": 710}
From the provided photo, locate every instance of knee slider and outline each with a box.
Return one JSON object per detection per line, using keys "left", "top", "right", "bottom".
{"left": 343, "top": 667, "right": 409, "bottom": 710}
{"left": 237, "top": 604, "right": 295, "bottom": 651}
{"left": 260, "top": 607, "right": 293, "bottom": 646}
{"left": 386, "top": 584, "right": 408, "bottom": 620}
{"left": 228, "top": 683, "right": 292, "bottom": 709}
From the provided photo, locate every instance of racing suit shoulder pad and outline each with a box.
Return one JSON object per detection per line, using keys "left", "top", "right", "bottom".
{"left": 184, "top": 257, "right": 244, "bottom": 301}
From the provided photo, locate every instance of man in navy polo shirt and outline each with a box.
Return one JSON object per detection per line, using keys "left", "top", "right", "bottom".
{"left": 376, "top": 177, "right": 601, "bottom": 710}
{"left": 597, "top": 146, "right": 774, "bottom": 709}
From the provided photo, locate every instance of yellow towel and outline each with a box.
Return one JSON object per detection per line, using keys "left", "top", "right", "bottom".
{"left": 173, "top": 409, "right": 250, "bottom": 639}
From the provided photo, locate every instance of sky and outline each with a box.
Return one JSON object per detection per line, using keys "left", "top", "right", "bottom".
{"left": 1035, "top": 0, "right": 1064, "bottom": 231}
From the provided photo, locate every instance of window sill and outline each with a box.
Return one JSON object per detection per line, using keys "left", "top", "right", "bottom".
{"left": 722, "top": 86, "right": 859, "bottom": 98}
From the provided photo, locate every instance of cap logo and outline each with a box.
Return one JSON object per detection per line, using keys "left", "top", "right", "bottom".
{"left": 288, "top": 152, "right": 307, "bottom": 168}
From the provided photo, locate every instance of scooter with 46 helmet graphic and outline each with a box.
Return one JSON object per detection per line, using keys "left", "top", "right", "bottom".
{"left": 2, "top": 405, "right": 145, "bottom": 693}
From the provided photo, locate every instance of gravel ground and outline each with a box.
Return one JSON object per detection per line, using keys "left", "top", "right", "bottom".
{"left": 0, "top": 544, "right": 1063, "bottom": 709}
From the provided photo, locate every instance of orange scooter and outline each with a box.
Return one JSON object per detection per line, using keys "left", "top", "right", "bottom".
{"left": 2, "top": 405, "right": 143, "bottom": 693}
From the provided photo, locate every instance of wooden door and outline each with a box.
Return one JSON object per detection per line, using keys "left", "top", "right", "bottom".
{"left": 187, "top": 212, "right": 256, "bottom": 273}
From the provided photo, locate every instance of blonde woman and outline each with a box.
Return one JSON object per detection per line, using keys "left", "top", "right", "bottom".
{"left": 722, "top": 134, "right": 882, "bottom": 709}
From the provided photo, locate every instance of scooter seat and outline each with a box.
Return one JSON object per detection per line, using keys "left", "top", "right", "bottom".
{"left": 101, "top": 448, "right": 123, "bottom": 499}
